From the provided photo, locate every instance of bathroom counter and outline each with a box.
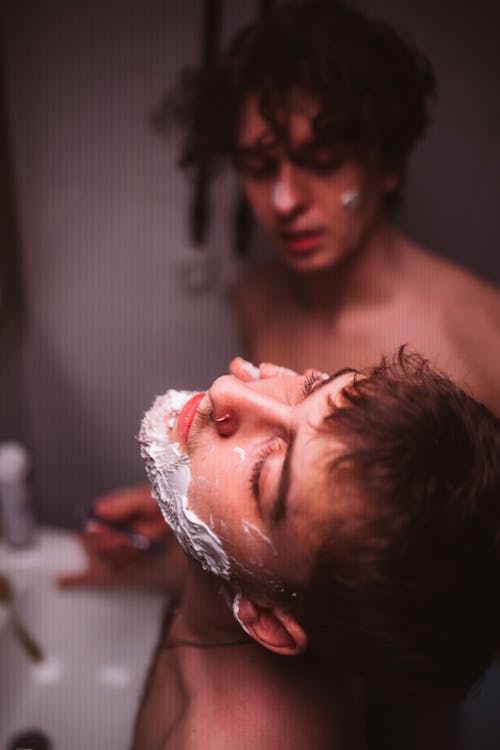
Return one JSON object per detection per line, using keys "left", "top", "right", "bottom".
{"left": 0, "top": 526, "right": 167, "bottom": 749}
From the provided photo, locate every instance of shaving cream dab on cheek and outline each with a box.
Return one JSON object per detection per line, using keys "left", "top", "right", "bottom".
{"left": 139, "top": 389, "right": 231, "bottom": 579}
{"left": 233, "top": 446, "right": 246, "bottom": 464}
{"left": 241, "top": 519, "right": 277, "bottom": 556}
{"left": 339, "top": 189, "right": 360, "bottom": 209}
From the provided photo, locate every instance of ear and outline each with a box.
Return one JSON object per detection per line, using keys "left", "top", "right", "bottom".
{"left": 383, "top": 164, "right": 404, "bottom": 194}
{"left": 234, "top": 596, "right": 308, "bottom": 656}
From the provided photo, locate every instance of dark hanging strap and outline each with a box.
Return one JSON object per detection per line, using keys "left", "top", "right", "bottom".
{"left": 0, "top": 23, "right": 25, "bottom": 343}
{"left": 232, "top": 0, "right": 276, "bottom": 259}
{"left": 190, "top": 0, "right": 223, "bottom": 248}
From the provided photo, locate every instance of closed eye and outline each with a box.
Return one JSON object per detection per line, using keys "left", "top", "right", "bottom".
{"left": 301, "top": 372, "right": 326, "bottom": 399}
{"left": 249, "top": 437, "right": 287, "bottom": 512}
{"left": 301, "top": 367, "right": 358, "bottom": 400}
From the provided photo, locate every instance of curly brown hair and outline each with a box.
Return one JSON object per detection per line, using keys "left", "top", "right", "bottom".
{"left": 296, "top": 349, "right": 500, "bottom": 703}
{"left": 163, "top": 1, "right": 436, "bottom": 175}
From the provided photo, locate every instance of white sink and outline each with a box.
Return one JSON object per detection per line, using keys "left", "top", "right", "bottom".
{"left": 0, "top": 527, "right": 166, "bottom": 749}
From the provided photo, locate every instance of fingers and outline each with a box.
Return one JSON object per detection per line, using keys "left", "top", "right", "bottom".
{"left": 57, "top": 566, "right": 116, "bottom": 588}
{"left": 93, "top": 485, "right": 154, "bottom": 521}
{"left": 90, "top": 485, "right": 167, "bottom": 541}
{"left": 229, "top": 357, "right": 297, "bottom": 381}
{"left": 57, "top": 533, "right": 178, "bottom": 589}
{"left": 59, "top": 487, "right": 172, "bottom": 589}
{"left": 57, "top": 571, "right": 95, "bottom": 587}
{"left": 80, "top": 525, "right": 142, "bottom": 562}
{"left": 302, "top": 367, "right": 330, "bottom": 379}
{"left": 72, "top": 492, "right": 168, "bottom": 583}
{"left": 229, "top": 357, "right": 260, "bottom": 381}
{"left": 57, "top": 531, "right": 143, "bottom": 588}
{"left": 258, "top": 362, "right": 297, "bottom": 378}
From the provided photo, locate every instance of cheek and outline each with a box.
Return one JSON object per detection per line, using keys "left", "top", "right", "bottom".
{"left": 188, "top": 447, "right": 250, "bottom": 532}
{"left": 243, "top": 182, "right": 271, "bottom": 222}
{"left": 188, "top": 449, "right": 279, "bottom": 570}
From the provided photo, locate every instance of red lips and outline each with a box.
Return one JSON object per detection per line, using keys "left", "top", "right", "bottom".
{"left": 178, "top": 392, "right": 205, "bottom": 444}
{"left": 281, "top": 230, "right": 323, "bottom": 253}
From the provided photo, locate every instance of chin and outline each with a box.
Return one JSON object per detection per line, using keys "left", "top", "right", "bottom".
{"left": 282, "top": 251, "right": 343, "bottom": 275}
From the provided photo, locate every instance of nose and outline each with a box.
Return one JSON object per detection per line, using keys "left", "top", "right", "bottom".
{"left": 208, "top": 376, "right": 292, "bottom": 438}
{"left": 272, "top": 162, "right": 306, "bottom": 218}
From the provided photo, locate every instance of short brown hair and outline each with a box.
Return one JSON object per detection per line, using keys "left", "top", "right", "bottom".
{"left": 296, "top": 349, "right": 500, "bottom": 702}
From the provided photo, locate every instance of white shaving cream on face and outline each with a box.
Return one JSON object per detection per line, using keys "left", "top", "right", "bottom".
{"left": 139, "top": 389, "right": 231, "bottom": 579}
{"left": 241, "top": 519, "right": 277, "bottom": 556}
{"left": 233, "top": 446, "right": 246, "bottom": 464}
{"left": 232, "top": 592, "right": 251, "bottom": 635}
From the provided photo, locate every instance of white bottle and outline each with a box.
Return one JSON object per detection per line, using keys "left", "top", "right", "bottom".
{"left": 0, "top": 441, "right": 36, "bottom": 547}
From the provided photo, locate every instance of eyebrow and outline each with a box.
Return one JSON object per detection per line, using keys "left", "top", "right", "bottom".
{"left": 234, "top": 141, "right": 277, "bottom": 153}
{"left": 270, "top": 367, "right": 357, "bottom": 526}
{"left": 234, "top": 138, "right": 345, "bottom": 167}
{"left": 321, "top": 367, "right": 358, "bottom": 387}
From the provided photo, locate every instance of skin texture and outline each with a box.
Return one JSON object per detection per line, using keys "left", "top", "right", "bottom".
{"left": 235, "top": 94, "right": 500, "bottom": 417}
{"left": 181, "top": 370, "right": 356, "bottom": 583}
{"left": 137, "top": 368, "right": 355, "bottom": 587}
{"left": 236, "top": 91, "right": 399, "bottom": 275}
{"left": 130, "top": 369, "right": 362, "bottom": 750}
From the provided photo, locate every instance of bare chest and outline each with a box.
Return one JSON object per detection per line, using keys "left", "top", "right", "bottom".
{"left": 247, "top": 296, "right": 461, "bottom": 376}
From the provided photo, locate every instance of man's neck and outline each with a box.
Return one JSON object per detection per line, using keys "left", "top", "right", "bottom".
{"left": 289, "top": 217, "right": 406, "bottom": 313}
{"left": 173, "top": 561, "right": 244, "bottom": 643}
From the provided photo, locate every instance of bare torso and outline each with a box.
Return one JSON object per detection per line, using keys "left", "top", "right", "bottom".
{"left": 132, "top": 581, "right": 361, "bottom": 750}
{"left": 236, "top": 236, "right": 500, "bottom": 415}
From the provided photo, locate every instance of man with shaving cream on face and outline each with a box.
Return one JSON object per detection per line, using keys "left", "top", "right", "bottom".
{"left": 130, "top": 349, "right": 500, "bottom": 749}
{"left": 131, "top": 363, "right": 362, "bottom": 750}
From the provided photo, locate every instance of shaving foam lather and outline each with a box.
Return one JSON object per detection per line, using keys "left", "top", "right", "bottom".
{"left": 139, "top": 390, "right": 232, "bottom": 579}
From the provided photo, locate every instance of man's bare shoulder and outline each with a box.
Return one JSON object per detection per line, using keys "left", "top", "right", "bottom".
{"left": 410, "top": 246, "right": 499, "bottom": 346}
{"left": 403, "top": 243, "right": 500, "bottom": 310}
{"left": 403, "top": 243, "right": 500, "bottom": 412}
{"left": 184, "top": 653, "right": 359, "bottom": 750}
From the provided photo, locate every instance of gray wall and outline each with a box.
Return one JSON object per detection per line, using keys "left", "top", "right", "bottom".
{"left": 0, "top": 0, "right": 499, "bottom": 528}
{"left": 0, "top": 0, "right": 253, "bottom": 524}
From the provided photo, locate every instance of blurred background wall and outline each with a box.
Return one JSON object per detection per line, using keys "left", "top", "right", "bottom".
{"left": 0, "top": 0, "right": 498, "bottom": 526}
